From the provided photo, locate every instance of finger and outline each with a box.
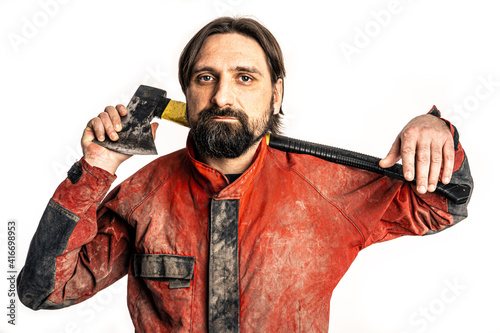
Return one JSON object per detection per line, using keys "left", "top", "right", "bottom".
{"left": 427, "top": 141, "right": 443, "bottom": 192}
{"left": 98, "top": 110, "right": 119, "bottom": 141}
{"left": 105, "top": 105, "right": 123, "bottom": 132}
{"left": 414, "top": 139, "right": 431, "bottom": 194}
{"left": 441, "top": 139, "right": 455, "bottom": 184}
{"left": 379, "top": 136, "right": 401, "bottom": 168}
{"left": 151, "top": 122, "right": 159, "bottom": 141}
{"left": 400, "top": 132, "right": 417, "bottom": 182}
{"left": 116, "top": 104, "right": 128, "bottom": 117}
{"left": 89, "top": 117, "right": 106, "bottom": 142}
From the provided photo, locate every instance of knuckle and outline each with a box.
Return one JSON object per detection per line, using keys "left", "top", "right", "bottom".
{"left": 116, "top": 104, "right": 127, "bottom": 113}
{"left": 445, "top": 153, "right": 455, "bottom": 161}
{"left": 417, "top": 173, "right": 428, "bottom": 184}
{"left": 443, "top": 129, "right": 453, "bottom": 137}
{"left": 400, "top": 129, "right": 415, "bottom": 141}
{"left": 403, "top": 125, "right": 418, "bottom": 134}
{"left": 428, "top": 175, "right": 438, "bottom": 183}
{"left": 416, "top": 153, "right": 429, "bottom": 163}
{"left": 445, "top": 163, "right": 455, "bottom": 172}
{"left": 91, "top": 117, "right": 101, "bottom": 127}
{"left": 417, "top": 175, "right": 428, "bottom": 184}
{"left": 401, "top": 146, "right": 415, "bottom": 155}
{"left": 430, "top": 155, "right": 442, "bottom": 164}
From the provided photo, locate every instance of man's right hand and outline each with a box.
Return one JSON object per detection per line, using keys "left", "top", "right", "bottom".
{"left": 81, "top": 104, "right": 158, "bottom": 175}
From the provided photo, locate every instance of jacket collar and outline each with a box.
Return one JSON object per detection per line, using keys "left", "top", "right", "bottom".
{"left": 186, "top": 133, "right": 268, "bottom": 199}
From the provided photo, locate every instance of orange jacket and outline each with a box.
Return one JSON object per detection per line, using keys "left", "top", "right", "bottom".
{"left": 18, "top": 127, "right": 472, "bottom": 332}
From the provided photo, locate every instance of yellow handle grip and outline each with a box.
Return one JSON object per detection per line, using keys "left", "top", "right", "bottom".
{"left": 160, "top": 100, "right": 189, "bottom": 127}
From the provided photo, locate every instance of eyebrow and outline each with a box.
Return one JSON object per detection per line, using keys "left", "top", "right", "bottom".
{"left": 234, "top": 66, "right": 264, "bottom": 76}
{"left": 192, "top": 65, "right": 264, "bottom": 77}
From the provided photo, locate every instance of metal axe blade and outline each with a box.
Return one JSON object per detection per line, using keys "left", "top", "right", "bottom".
{"left": 93, "top": 85, "right": 169, "bottom": 155}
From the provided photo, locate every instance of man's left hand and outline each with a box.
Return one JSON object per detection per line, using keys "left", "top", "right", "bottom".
{"left": 379, "top": 114, "right": 455, "bottom": 194}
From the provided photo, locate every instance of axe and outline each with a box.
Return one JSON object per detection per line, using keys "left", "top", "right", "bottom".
{"left": 94, "top": 85, "right": 471, "bottom": 204}
{"left": 93, "top": 85, "right": 187, "bottom": 155}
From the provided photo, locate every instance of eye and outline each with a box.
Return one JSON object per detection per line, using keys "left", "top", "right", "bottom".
{"left": 199, "top": 75, "right": 213, "bottom": 82}
{"left": 239, "top": 75, "right": 252, "bottom": 82}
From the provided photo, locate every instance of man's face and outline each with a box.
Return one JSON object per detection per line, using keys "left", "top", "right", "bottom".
{"left": 186, "top": 33, "right": 282, "bottom": 159}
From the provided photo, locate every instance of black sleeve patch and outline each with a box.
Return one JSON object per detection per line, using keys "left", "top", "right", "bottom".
{"left": 17, "top": 200, "right": 80, "bottom": 310}
{"left": 67, "top": 162, "right": 83, "bottom": 184}
{"left": 133, "top": 254, "right": 195, "bottom": 289}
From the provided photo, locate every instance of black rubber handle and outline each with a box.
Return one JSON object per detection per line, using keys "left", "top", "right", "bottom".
{"left": 268, "top": 135, "right": 470, "bottom": 205}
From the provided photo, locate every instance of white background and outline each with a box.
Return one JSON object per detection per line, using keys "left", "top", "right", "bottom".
{"left": 1, "top": 0, "right": 499, "bottom": 332}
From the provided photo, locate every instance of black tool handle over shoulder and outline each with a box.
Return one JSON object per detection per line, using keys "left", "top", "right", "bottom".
{"left": 267, "top": 134, "right": 470, "bottom": 205}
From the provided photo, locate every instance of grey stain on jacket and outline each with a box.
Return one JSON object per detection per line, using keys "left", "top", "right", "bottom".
{"left": 209, "top": 199, "right": 240, "bottom": 333}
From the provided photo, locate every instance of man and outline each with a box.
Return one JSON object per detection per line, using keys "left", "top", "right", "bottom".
{"left": 18, "top": 17, "right": 472, "bottom": 332}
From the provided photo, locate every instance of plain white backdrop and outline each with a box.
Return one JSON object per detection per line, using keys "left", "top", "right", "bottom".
{"left": 1, "top": 0, "right": 498, "bottom": 332}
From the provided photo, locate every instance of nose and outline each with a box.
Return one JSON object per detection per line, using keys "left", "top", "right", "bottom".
{"left": 211, "top": 77, "right": 235, "bottom": 108}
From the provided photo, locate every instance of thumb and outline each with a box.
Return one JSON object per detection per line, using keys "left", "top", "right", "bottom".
{"left": 151, "top": 122, "right": 159, "bottom": 140}
{"left": 379, "top": 137, "right": 401, "bottom": 168}
{"left": 81, "top": 120, "right": 97, "bottom": 150}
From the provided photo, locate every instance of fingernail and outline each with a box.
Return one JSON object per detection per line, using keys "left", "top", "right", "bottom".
{"left": 115, "top": 124, "right": 121, "bottom": 131}
{"left": 112, "top": 133, "right": 118, "bottom": 140}
{"left": 418, "top": 185, "right": 427, "bottom": 194}
{"left": 443, "top": 177, "right": 450, "bottom": 184}
{"left": 405, "top": 172, "right": 413, "bottom": 180}
{"left": 428, "top": 184, "right": 435, "bottom": 192}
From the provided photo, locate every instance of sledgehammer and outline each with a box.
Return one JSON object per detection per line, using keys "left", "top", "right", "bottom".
{"left": 94, "top": 85, "right": 471, "bottom": 204}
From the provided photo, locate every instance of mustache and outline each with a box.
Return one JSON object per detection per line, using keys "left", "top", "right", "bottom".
{"left": 198, "top": 107, "right": 249, "bottom": 123}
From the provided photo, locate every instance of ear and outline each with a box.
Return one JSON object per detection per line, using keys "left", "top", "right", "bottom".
{"left": 272, "top": 78, "right": 283, "bottom": 115}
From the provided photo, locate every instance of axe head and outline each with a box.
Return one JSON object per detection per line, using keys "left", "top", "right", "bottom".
{"left": 93, "top": 85, "right": 169, "bottom": 155}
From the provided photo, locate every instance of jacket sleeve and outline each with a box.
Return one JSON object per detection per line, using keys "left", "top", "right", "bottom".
{"left": 359, "top": 107, "right": 473, "bottom": 247}
{"left": 17, "top": 158, "right": 133, "bottom": 310}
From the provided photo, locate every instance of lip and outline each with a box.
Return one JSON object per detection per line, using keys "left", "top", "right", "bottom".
{"left": 212, "top": 116, "right": 238, "bottom": 121}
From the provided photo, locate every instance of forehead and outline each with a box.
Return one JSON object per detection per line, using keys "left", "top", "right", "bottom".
{"left": 193, "top": 33, "right": 270, "bottom": 76}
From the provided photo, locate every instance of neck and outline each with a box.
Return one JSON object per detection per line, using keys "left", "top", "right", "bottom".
{"left": 200, "top": 141, "right": 261, "bottom": 175}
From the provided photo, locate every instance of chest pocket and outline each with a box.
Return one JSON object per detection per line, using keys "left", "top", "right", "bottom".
{"left": 133, "top": 254, "right": 195, "bottom": 289}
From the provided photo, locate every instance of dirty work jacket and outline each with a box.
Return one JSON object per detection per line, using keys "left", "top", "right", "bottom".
{"left": 18, "top": 120, "right": 472, "bottom": 332}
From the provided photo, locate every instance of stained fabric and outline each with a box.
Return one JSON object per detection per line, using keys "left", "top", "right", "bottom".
{"left": 209, "top": 199, "right": 240, "bottom": 332}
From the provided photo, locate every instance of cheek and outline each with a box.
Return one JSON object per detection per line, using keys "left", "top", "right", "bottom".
{"left": 186, "top": 90, "right": 202, "bottom": 117}
{"left": 237, "top": 86, "right": 267, "bottom": 105}
{"left": 241, "top": 91, "right": 273, "bottom": 117}
{"left": 187, "top": 88, "right": 212, "bottom": 111}
{"left": 185, "top": 88, "right": 196, "bottom": 106}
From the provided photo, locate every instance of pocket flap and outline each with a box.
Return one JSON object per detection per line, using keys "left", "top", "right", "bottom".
{"left": 133, "top": 254, "right": 195, "bottom": 280}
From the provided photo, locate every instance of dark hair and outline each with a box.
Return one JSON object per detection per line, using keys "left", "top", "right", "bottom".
{"left": 178, "top": 16, "right": 286, "bottom": 134}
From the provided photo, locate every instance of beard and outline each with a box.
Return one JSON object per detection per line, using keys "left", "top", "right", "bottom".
{"left": 188, "top": 99, "right": 274, "bottom": 159}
